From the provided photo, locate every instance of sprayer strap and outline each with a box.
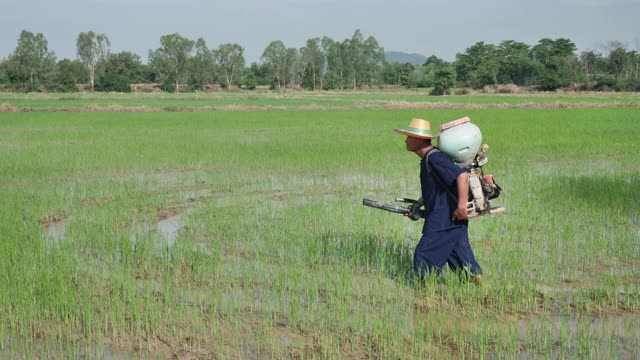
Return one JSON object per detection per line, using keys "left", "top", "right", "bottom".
{"left": 425, "top": 148, "right": 459, "bottom": 202}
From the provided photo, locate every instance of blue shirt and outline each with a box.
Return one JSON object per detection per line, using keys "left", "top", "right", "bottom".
{"left": 420, "top": 148, "right": 468, "bottom": 232}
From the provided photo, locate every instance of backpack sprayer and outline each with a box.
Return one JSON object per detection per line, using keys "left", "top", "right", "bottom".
{"left": 364, "top": 117, "right": 504, "bottom": 219}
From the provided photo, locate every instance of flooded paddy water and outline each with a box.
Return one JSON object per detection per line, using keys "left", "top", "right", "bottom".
{"left": 508, "top": 313, "right": 640, "bottom": 359}
{"left": 42, "top": 215, "right": 72, "bottom": 243}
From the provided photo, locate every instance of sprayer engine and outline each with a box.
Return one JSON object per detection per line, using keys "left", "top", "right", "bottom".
{"left": 438, "top": 117, "right": 504, "bottom": 218}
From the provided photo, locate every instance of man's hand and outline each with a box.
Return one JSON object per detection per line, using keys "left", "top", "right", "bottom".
{"left": 453, "top": 206, "right": 469, "bottom": 220}
{"left": 405, "top": 201, "right": 423, "bottom": 221}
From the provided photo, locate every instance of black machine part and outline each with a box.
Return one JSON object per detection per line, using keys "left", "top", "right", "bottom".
{"left": 362, "top": 198, "right": 424, "bottom": 220}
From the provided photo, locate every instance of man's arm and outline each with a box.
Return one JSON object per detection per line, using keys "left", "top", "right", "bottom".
{"left": 453, "top": 172, "right": 469, "bottom": 220}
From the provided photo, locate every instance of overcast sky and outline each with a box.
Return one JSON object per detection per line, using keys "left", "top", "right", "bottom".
{"left": 2, "top": 0, "right": 639, "bottom": 63}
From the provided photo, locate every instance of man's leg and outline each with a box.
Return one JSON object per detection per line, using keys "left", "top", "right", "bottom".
{"left": 414, "top": 232, "right": 455, "bottom": 278}
{"left": 445, "top": 227, "right": 483, "bottom": 282}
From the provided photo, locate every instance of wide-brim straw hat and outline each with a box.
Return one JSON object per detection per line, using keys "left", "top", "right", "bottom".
{"left": 394, "top": 118, "right": 438, "bottom": 139}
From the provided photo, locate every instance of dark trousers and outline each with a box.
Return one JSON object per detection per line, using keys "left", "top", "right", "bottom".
{"left": 414, "top": 227, "right": 482, "bottom": 278}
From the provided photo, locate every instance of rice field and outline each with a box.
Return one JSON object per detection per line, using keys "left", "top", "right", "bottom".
{"left": 1, "top": 91, "right": 639, "bottom": 358}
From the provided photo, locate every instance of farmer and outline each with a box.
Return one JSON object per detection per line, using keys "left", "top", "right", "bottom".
{"left": 394, "top": 118, "right": 484, "bottom": 284}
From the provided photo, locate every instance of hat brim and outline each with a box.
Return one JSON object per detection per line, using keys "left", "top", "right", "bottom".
{"left": 394, "top": 128, "right": 439, "bottom": 139}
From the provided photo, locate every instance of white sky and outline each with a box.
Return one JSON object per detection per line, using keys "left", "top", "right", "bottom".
{"left": 2, "top": 0, "right": 639, "bottom": 63}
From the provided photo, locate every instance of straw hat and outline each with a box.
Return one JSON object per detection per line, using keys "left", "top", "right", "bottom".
{"left": 394, "top": 118, "right": 438, "bottom": 139}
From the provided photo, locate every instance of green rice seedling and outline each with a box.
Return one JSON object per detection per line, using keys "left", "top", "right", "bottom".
{"left": 0, "top": 94, "right": 638, "bottom": 357}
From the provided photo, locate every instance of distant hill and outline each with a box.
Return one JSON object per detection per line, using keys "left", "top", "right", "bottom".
{"left": 384, "top": 51, "right": 427, "bottom": 65}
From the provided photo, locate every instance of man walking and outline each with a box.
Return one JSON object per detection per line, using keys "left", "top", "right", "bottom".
{"left": 395, "top": 118, "right": 484, "bottom": 284}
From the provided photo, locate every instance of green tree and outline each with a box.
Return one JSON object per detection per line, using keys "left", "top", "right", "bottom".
{"left": 49, "top": 59, "right": 86, "bottom": 92}
{"left": 300, "top": 38, "right": 325, "bottom": 90}
{"left": 0, "top": 59, "right": 8, "bottom": 86}
{"left": 531, "top": 38, "right": 576, "bottom": 65}
{"left": 408, "top": 67, "right": 429, "bottom": 88}
{"left": 340, "top": 30, "right": 384, "bottom": 88}
{"left": 420, "top": 58, "right": 449, "bottom": 88}
{"left": 580, "top": 50, "right": 607, "bottom": 80}
{"left": 321, "top": 36, "right": 346, "bottom": 89}
{"left": 607, "top": 47, "right": 636, "bottom": 80}
{"left": 95, "top": 52, "right": 145, "bottom": 92}
{"left": 6, "top": 30, "right": 56, "bottom": 91}
{"left": 531, "top": 38, "right": 579, "bottom": 90}
{"left": 148, "top": 33, "right": 194, "bottom": 92}
{"left": 431, "top": 67, "right": 456, "bottom": 95}
{"left": 76, "top": 31, "right": 110, "bottom": 91}
{"left": 261, "top": 40, "right": 288, "bottom": 88}
{"left": 285, "top": 47, "right": 303, "bottom": 88}
{"left": 242, "top": 68, "right": 257, "bottom": 90}
{"left": 423, "top": 55, "right": 450, "bottom": 68}
{"left": 214, "top": 43, "right": 245, "bottom": 88}
{"left": 248, "top": 62, "right": 271, "bottom": 86}
{"left": 188, "top": 38, "right": 216, "bottom": 90}
{"left": 496, "top": 40, "right": 538, "bottom": 86}
{"left": 384, "top": 62, "right": 413, "bottom": 85}
{"left": 363, "top": 35, "right": 385, "bottom": 86}
{"left": 454, "top": 42, "right": 498, "bottom": 89}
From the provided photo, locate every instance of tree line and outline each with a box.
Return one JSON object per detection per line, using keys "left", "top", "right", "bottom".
{"left": 1, "top": 29, "right": 639, "bottom": 93}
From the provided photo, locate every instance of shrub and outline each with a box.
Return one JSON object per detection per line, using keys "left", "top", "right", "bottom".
{"left": 454, "top": 88, "right": 472, "bottom": 95}
{"left": 621, "top": 79, "right": 640, "bottom": 92}
{"left": 594, "top": 78, "right": 619, "bottom": 92}
{"left": 496, "top": 84, "right": 521, "bottom": 93}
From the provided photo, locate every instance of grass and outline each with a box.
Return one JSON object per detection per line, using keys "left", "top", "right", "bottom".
{"left": 1, "top": 90, "right": 640, "bottom": 110}
{"left": 1, "top": 91, "right": 639, "bottom": 358}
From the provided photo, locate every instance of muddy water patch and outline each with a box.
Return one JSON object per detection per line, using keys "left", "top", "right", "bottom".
{"left": 1, "top": 335, "right": 137, "bottom": 359}
{"left": 177, "top": 188, "right": 211, "bottom": 202}
{"left": 106, "top": 168, "right": 210, "bottom": 186}
{"left": 536, "top": 283, "right": 640, "bottom": 309}
{"left": 129, "top": 204, "right": 199, "bottom": 255}
{"left": 156, "top": 211, "right": 189, "bottom": 248}
{"left": 512, "top": 313, "right": 640, "bottom": 358}
{"left": 41, "top": 214, "right": 72, "bottom": 243}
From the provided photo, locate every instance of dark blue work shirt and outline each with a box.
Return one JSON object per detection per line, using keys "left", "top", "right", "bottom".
{"left": 420, "top": 148, "right": 468, "bottom": 232}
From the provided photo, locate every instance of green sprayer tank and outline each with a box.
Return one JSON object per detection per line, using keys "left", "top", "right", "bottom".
{"left": 437, "top": 117, "right": 482, "bottom": 163}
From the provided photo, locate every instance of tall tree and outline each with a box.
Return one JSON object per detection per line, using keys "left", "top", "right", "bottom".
{"left": 344, "top": 30, "right": 364, "bottom": 88}
{"left": 531, "top": 38, "right": 576, "bottom": 65}
{"left": 0, "top": 59, "right": 8, "bottom": 85}
{"left": 321, "top": 36, "right": 346, "bottom": 89}
{"left": 300, "top": 38, "right": 325, "bottom": 90}
{"left": 261, "top": 40, "right": 288, "bottom": 88}
{"left": 580, "top": 50, "right": 607, "bottom": 80}
{"left": 383, "top": 62, "right": 414, "bottom": 85}
{"left": 76, "top": 31, "right": 110, "bottom": 91}
{"left": 531, "top": 38, "right": 579, "bottom": 90}
{"left": 363, "top": 35, "right": 385, "bottom": 86}
{"left": 607, "top": 46, "right": 636, "bottom": 80}
{"left": 340, "top": 30, "right": 384, "bottom": 88}
{"left": 455, "top": 42, "right": 498, "bottom": 88}
{"left": 148, "top": 33, "right": 194, "bottom": 92}
{"left": 423, "top": 55, "right": 450, "bottom": 68}
{"left": 285, "top": 47, "right": 303, "bottom": 88}
{"left": 496, "top": 40, "right": 538, "bottom": 85}
{"left": 214, "top": 43, "right": 245, "bottom": 88}
{"left": 7, "top": 30, "right": 56, "bottom": 91}
{"left": 189, "top": 38, "right": 216, "bottom": 90}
